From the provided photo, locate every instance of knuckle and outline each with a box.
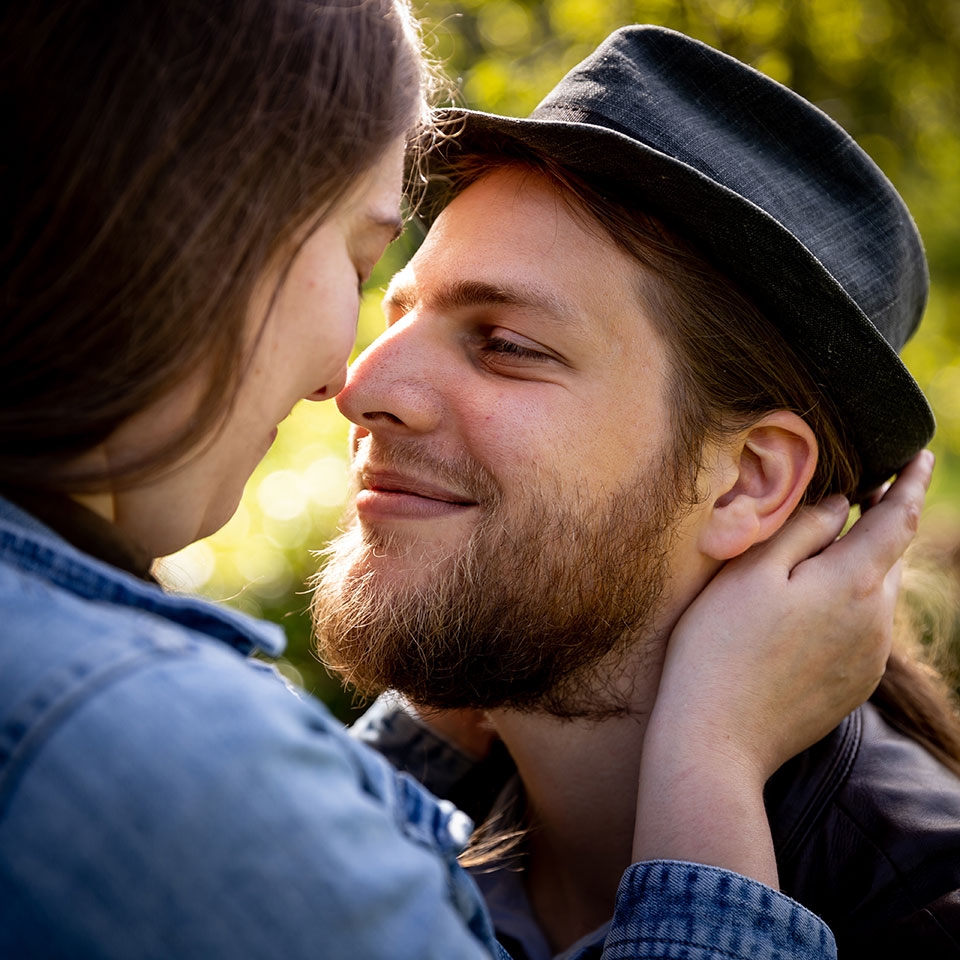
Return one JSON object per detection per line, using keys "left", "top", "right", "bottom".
{"left": 848, "top": 567, "right": 880, "bottom": 602}
{"left": 902, "top": 497, "right": 922, "bottom": 537}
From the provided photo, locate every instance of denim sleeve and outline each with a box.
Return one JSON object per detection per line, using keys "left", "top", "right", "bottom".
{"left": 603, "top": 861, "right": 836, "bottom": 960}
{"left": 0, "top": 646, "right": 497, "bottom": 960}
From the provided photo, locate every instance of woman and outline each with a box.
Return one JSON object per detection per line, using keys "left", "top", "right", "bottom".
{"left": 0, "top": 1, "right": 927, "bottom": 957}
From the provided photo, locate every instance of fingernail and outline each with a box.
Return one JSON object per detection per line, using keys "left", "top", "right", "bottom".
{"left": 823, "top": 494, "right": 849, "bottom": 513}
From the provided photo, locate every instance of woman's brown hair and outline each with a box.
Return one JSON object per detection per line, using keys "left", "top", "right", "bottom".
{"left": 1, "top": 0, "right": 433, "bottom": 491}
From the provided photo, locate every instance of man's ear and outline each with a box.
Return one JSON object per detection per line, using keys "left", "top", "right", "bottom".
{"left": 698, "top": 411, "right": 818, "bottom": 561}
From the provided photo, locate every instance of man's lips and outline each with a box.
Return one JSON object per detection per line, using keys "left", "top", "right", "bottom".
{"left": 355, "top": 470, "right": 479, "bottom": 521}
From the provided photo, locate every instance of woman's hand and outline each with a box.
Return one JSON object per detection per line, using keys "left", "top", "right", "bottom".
{"left": 632, "top": 449, "right": 934, "bottom": 886}
{"left": 657, "top": 448, "right": 933, "bottom": 776}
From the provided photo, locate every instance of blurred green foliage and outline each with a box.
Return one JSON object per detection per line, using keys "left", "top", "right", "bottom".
{"left": 159, "top": 0, "right": 960, "bottom": 716}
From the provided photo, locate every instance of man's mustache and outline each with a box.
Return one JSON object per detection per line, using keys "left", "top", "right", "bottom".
{"left": 349, "top": 438, "right": 502, "bottom": 508}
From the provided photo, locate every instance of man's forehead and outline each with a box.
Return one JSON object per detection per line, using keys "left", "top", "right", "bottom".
{"left": 429, "top": 167, "right": 580, "bottom": 243}
{"left": 395, "top": 170, "right": 631, "bottom": 301}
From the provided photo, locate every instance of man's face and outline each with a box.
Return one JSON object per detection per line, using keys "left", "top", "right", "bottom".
{"left": 313, "top": 167, "right": 703, "bottom": 717}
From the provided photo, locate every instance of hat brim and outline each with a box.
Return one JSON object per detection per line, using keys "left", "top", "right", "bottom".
{"left": 419, "top": 109, "right": 935, "bottom": 494}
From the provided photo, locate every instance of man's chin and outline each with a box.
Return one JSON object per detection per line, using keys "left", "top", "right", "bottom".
{"left": 358, "top": 519, "right": 474, "bottom": 571}
{"left": 320, "top": 521, "right": 466, "bottom": 591}
{"left": 314, "top": 456, "right": 686, "bottom": 720}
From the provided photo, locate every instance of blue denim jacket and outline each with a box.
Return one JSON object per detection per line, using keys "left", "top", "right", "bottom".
{"left": 0, "top": 497, "right": 835, "bottom": 959}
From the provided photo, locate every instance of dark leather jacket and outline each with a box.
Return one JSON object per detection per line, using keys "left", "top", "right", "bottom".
{"left": 356, "top": 698, "right": 960, "bottom": 958}
{"left": 767, "top": 702, "right": 960, "bottom": 958}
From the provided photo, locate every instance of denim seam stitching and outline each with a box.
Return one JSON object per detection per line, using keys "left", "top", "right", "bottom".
{"left": 602, "top": 934, "right": 764, "bottom": 958}
{"left": 0, "top": 645, "right": 193, "bottom": 820}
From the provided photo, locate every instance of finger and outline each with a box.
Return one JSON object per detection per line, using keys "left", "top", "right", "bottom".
{"left": 859, "top": 480, "right": 891, "bottom": 512}
{"left": 813, "top": 449, "right": 933, "bottom": 576}
{"left": 819, "top": 451, "right": 933, "bottom": 589}
{"left": 882, "top": 557, "right": 904, "bottom": 607}
{"left": 745, "top": 494, "right": 850, "bottom": 574}
{"left": 875, "top": 448, "right": 935, "bottom": 507}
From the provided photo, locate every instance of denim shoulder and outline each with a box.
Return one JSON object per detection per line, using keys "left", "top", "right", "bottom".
{"left": 0, "top": 557, "right": 496, "bottom": 960}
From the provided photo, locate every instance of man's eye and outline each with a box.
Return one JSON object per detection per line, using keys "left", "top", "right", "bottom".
{"left": 481, "top": 336, "right": 551, "bottom": 362}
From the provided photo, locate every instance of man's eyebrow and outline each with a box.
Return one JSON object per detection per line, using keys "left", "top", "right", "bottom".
{"left": 384, "top": 277, "right": 576, "bottom": 324}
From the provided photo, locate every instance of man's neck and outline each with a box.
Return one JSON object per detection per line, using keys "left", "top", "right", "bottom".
{"left": 488, "top": 641, "right": 668, "bottom": 953}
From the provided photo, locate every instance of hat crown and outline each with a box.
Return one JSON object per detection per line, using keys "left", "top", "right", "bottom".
{"left": 531, "top": 26, "right": 928, "bottom": 352}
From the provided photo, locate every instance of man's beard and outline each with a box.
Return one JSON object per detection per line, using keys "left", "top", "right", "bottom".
{"left": 312, "top": 442, "right": 692, "bottom": 720}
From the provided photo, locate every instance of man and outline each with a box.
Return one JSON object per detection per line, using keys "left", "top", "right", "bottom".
{"left": 313, "top": 26, "right": 960, "bottom": 959}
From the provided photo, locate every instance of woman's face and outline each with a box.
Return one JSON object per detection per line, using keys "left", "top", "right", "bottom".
{"left": 100, "top": 138, "right": 407, "bottom": 558}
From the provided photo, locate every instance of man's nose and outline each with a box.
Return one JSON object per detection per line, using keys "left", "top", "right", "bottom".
{"left": 336, "top": 315, "right": 446, "bottom": 436}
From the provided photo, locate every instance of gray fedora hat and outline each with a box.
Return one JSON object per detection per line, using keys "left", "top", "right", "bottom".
{"left": 420, "top": 25, "right": 934, "bottom": 494}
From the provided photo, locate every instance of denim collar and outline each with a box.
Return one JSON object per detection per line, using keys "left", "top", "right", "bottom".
{"left": 0, "top": 486, "right": 155, "bottom": 580}
{"left": 0, "top": 496, "right": 285, "bottom": 658}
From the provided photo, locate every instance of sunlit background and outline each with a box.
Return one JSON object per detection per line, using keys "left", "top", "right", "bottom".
{"left": 159, "top": 0, "right": 960, "bottom": 716}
